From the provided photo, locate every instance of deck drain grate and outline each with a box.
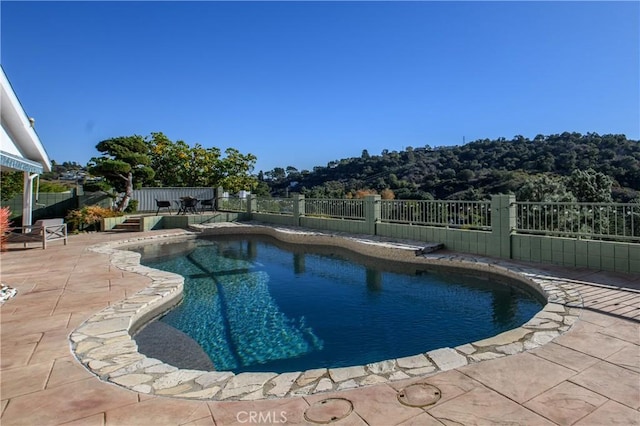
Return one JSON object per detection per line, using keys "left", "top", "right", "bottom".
{"left": 397, "top": 383, "right": 442, "bottom": 407}
{"left": 304, "top": 398, "right": 354, "bottom": 424}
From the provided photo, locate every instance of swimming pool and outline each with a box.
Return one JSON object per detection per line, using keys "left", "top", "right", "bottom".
{"left": 133, "top": 235, "right": 544, "bottom": 374}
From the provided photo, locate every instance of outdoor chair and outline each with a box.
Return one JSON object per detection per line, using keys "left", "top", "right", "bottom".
{"left": 200, "top": 198, "right": 214, "bottom": 213}
{"left": 177, "top": 197, "right": 199, "bottom": 215}
{"left": 5, "top": 218, "right": 68, "bottom": 249}
{"left": 155, "top": 199, "right": 172, "bottom": 215}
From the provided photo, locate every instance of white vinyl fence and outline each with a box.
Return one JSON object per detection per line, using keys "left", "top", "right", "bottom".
{"left": 132, "top": 188, "right": 215, "bottom": 212}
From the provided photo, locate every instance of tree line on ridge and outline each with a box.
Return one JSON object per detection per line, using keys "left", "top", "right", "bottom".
{"left": 1, "top": 131, "right": 638, "bottom": 207}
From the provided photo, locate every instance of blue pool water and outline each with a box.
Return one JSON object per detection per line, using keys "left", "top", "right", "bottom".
{"left": 134, "top": 236, "right": 544, "bottom": 373}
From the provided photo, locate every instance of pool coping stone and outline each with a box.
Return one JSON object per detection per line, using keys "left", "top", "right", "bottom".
{"left": 69, "top": 223, "right": 583, "bottom": 401}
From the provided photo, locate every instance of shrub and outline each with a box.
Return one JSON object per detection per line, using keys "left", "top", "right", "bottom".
{"left": 82, "top": 180, "right": 112, "bottom": 193}
{"left": 66, "top": 205, "right": 122, "bottom": 232}
{"left": 38, "top": 180, "right": 75, "bottom": 192}
{"left": 0, "top": 206, "right": 10, "bottom": 252}
{"left": 380, "top": 189, "right": 395, "bottom": 200}
{"left": 124, "top": 199, "right": 138, "bottom": 213}
{"left": 353, "top": 189, "right": 377, "bottom": 199}
{"left": 0, "top": 172, "right": 23, "bottom": 201}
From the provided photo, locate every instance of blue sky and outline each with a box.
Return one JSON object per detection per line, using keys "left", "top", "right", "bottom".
{"left": 2, "top": 1, "right": 638, "bottom": 174}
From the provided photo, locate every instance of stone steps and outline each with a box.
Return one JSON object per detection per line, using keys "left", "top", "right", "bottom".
{"left": 113, "top": 218, "right": 141, "bottom": 232}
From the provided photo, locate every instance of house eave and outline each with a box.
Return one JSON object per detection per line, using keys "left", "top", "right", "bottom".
{"left": 0, "top": 150, "right": 44, "bottom": 174}
{"left": 0, "top": 66, "right": 51, "bottom": 173}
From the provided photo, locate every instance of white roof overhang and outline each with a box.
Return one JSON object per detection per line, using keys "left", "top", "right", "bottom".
{"left": 0, "top": 66, "right": 51, "bottom": 173}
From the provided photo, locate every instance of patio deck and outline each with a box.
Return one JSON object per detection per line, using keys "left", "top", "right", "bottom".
{"left": 1, "top": 230, "right": 638, "bottom": 425}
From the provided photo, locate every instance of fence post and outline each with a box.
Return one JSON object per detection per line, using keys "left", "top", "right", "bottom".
{"left": 365, "top": 195, "right": 381, "bottom": 235}
{"left": 490, "top": 194, "right": 515, "bottom": 259}
{"left": 293, "top": 193, "right": 305, "bottom": 227}
{"left": 247, "top": 194, "right": 256, "bottom": 216}
{"left": 215, "top": 186, "right": 224, "bottom": 210}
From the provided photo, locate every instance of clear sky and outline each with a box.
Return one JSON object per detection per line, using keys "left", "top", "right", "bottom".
{"left": 2, "top": 1, "right": 638, "bottom": 174}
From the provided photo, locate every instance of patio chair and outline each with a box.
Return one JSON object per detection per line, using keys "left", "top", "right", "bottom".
{"left": 200, "top": 198, "right": 214, "bottom": 213}
{"left": 155, "top": 199, "right": 172, "bottom": 215}
{"left": 177, "top": 197, "right": 199, "bottom": 215}
{"left": 5, "top": 218, "right": 68, "bottom": 249}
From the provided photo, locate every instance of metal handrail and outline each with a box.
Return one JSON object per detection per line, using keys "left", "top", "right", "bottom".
{"left": 380, "top": 199, "right": 492, "bottom": 230}
{"left": 514, "top": 201, "right": 639, "bottom": 241}
{"left": 305, "top": 198, "right": 365, "bottom": 220}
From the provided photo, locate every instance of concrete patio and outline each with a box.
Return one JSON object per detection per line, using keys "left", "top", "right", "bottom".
{"left": 1, "top": 230, "right": 638, "bottom": 425}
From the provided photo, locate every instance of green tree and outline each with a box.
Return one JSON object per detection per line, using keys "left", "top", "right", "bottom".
{"left": 219, "top": 148, "right": 257, "bottom": 193}
{"left": 457, "top": 169, "right": 475, "bottom": 181}
{"left": 148, "top": 132, "right": 192, "bottom": 186}
{"left": 147, "top": 133, "right": 257, "bottom": 190}
{"left": 253, "top": 181, "right": 271, "bottom": 197}
{"left": 266, "top": 167, "right": 286, "bottom": 182}
{"left": 88, "top": 135, "right": 155, "bottom": 212}
{"left": 516, "top": 174, "right": 576, "bottom": 203}
{"left": 285, "top": 166, "right": 299, "bottom": 178}
{"left": 182, "top": 144, "right": 223, "bottom": 187}
{"left": 567, "top": 168, "right": 613, "bottom": 202}
{"left": 148, "top": 133, "right": 224, "bottom": 187}
{"left": 0, "top": 171, "right": 24, "bottom": 201}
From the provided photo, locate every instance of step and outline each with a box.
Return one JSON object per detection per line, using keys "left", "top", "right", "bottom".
{"left": 114, "top": 223, "right": 140, "bottom": 230}
{"left": 113, "top": 219, "right": 141, "bottom": 231}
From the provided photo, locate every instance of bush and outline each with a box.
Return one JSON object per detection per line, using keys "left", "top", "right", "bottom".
{"left": 82, "top": 180, "right": 113, "bottom": 193}
{"left": 66, "top": 206, "right": 122, "bottom": 232}
{"left": 124, "top": 199, "right": 138, "bottom": 213}
{"left": 38, "top": 180, "right": 75, "bottom": 192}
{"left": 380, "top": 189, "right": 395, "bottom": 200}
{"left": 0, "top": 206, "right": 11, "bottom": 252}
{"left": 0, "top": 172, "right": 23, "bottom": 201}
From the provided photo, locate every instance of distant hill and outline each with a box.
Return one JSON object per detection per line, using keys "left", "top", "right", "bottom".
{"left": 262, "top": 132, "right": 640, "bottom": 202}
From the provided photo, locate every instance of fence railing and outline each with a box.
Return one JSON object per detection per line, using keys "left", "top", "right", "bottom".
{"left": 380, "top": 200, "right": 492, "bottom": 230}
{"left": 515, "top": 202, "right": 640, "bottom": 241}
{"left": 213, "top": 193, "right": 640, "bottom": 243}
{"left": 305, "top": 198, "right": 365, "bottom": 220}
{"left": 219, "top": 196, "right": 247, "bottom": 213}
{"left": 255, "top": 198, "right": 294, "bottom": 215}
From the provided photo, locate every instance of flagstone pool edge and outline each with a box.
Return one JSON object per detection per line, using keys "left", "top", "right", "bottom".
{"left": 69, "top": 224, "right": 583, "bottom": 401}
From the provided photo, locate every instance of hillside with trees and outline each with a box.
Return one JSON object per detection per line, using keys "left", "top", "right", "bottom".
{"left": 261, "top": 132, "right": 640, "bottom": 203}
{"left": 2, "top": 131, "right": 637, "bottom": 205}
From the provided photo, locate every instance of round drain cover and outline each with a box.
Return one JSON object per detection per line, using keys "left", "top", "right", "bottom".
{"left": 304, "top": 398, "right": 353, "bottom": 424}
{"left": 397, "top": 383, "right": 442, "bottom": 407}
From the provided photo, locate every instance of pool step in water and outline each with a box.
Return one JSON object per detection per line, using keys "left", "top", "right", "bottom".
{"left": 134, "top": 321, "right": 215, "bottom": 371}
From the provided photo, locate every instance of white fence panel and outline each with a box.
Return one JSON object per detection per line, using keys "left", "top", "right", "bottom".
{"left": 132, "top": 187, "right": 215, "bottom": 212}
